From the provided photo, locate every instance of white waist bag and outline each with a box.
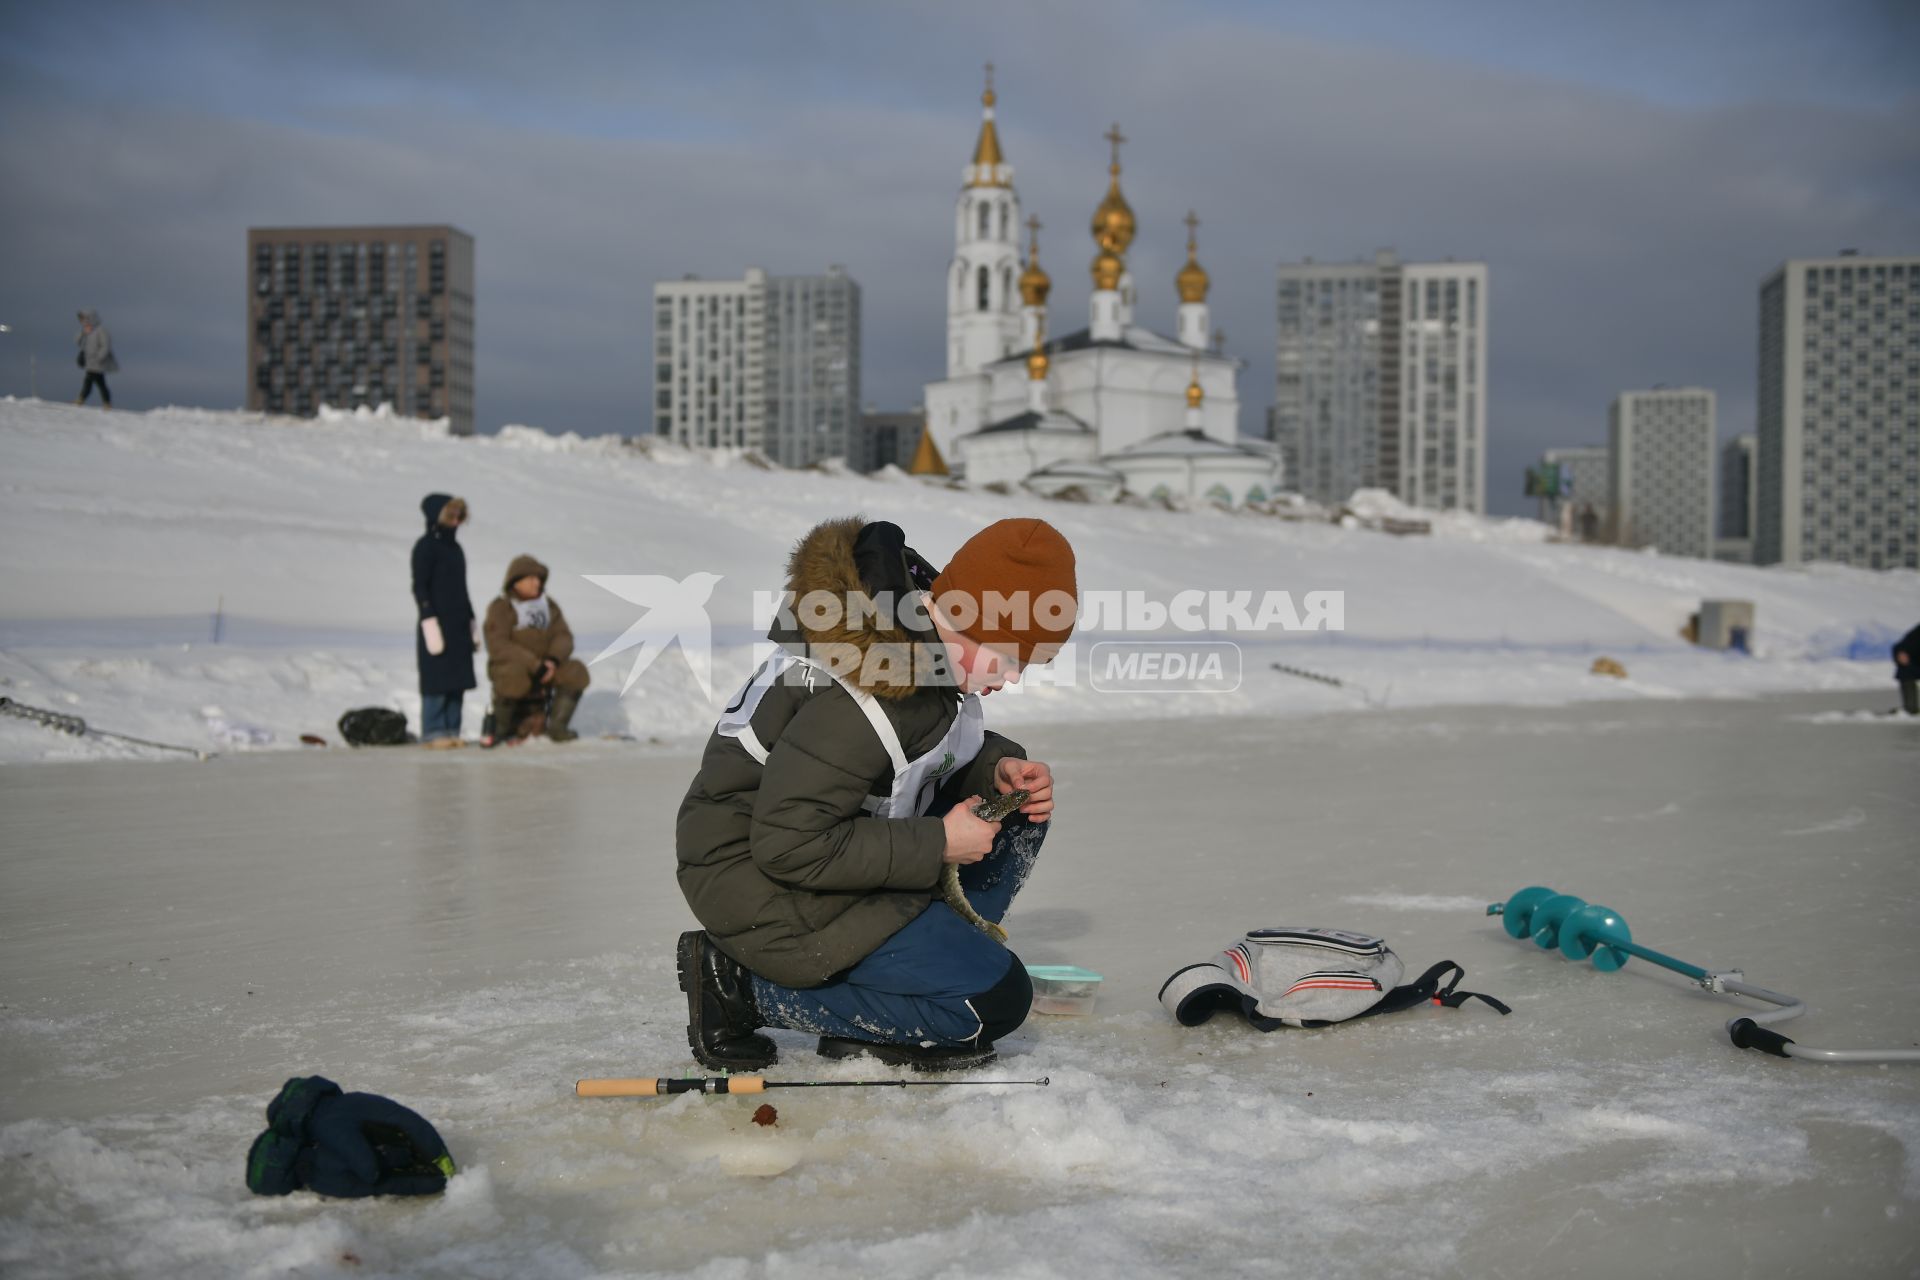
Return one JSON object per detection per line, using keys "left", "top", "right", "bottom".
{"left": 1159, "top": 927, "right": 1509, "bottom": 1031}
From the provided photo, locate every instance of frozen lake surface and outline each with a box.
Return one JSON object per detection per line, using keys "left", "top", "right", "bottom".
{"left": 3, "top": 692, "right": 1917, "bottom": 1278}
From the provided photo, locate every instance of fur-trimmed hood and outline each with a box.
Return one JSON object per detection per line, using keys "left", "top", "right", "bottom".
{"left": 773, "top": 516, "right": 950, "bottom": 702}
{"left": 502, "top": 553, "right": 549, "bottom": 594}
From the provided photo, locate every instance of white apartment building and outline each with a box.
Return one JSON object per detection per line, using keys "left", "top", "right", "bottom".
{"left": 653, "top": 265, "right": 860, "bottom": 468}
{"left": 1609, "top": 387, "right": 1716, "bottom": 559}
{"left": 1273, "top": 250, "right": 1488, "bottom": 512}
{"left": 1755, "top": 252, "right": 1919, "bottom": 569}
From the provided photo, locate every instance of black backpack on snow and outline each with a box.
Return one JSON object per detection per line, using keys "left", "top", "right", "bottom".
{"left": 337, "top": 707, "right": 413, "bottom": 747}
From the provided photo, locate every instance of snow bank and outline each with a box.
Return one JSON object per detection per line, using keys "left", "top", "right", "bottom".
{"left": 1, "top": 397, "right": 1914, "bottom": 762}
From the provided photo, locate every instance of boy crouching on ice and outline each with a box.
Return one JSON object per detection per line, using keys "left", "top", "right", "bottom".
{"left": 674, "top": 516, "right": 1076, "bottom": 1070}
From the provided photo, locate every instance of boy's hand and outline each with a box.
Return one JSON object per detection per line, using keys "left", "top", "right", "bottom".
{"left": 995, "top": 758, "right": 1054, "bottom": 822}
{"left": 942, "top": 798, "right": 1000, "bottom": 864}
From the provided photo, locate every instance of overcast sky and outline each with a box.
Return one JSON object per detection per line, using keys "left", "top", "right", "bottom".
{"left": 2, "top": 0, "right": 1914, "bottom": 514}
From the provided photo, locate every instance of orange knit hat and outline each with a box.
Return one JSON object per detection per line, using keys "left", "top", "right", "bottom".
{"left": 930, "top": 518, "right": 1078, "bottom": 664}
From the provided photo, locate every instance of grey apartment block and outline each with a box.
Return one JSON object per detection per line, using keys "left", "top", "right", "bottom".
{"left": 766, "top": 268, "right": 860, "bottom": 468}
{"left": 1609, "top": 388, "right": 1715, "bottom": 559}
{"left": 1719, "top": 434, "right": 1756, "bottom": 539}
{"left": 654, "top": 265, "right": 860, "bottom": 469}
{"left": 853, "top": 408, "right": 925, "bottom": 474}
{"left": 248, "top": 225, "right": 474, "bottom": 436}
{"left": 1273, "top": 257, "right": 1383, "bottom": 507}
{"left": 1274, "top": 249, "right": 1487, "bottom": 512}
{"left": 1755, "top": 253, "right": 1919, "bottom": 569}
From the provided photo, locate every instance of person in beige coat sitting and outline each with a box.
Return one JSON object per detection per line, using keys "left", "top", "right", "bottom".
{"left": 483, "top": 554, "right": 590, "bottom": 744}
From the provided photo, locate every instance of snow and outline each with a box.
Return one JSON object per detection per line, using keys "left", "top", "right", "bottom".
{"left": 1, "top": 397, "right": 1915, "bottom": 765}
{"left": 2, "top": 692, "right": 1916, "bottom": 1277}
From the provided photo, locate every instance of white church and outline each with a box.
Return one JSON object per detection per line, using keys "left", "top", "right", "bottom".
{"left": 920, "top": 73, "right": 1281, "bottom": 507}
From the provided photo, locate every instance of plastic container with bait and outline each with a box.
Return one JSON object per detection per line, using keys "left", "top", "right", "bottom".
{"left": 1024, "top": 965, "right": 1104, "bottom": 1016}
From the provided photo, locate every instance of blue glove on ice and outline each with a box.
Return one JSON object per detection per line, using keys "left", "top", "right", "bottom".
{"left": 246, "top": 1075, "right": 456, "bottom": 1198}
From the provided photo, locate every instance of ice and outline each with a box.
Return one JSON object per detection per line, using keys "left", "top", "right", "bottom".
{"left": 3, "top": 691, "right": 1916, "bottom": 1277}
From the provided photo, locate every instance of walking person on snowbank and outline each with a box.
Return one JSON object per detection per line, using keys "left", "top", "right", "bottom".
{"left": 74, "top": 309, "right": 118, "bottom": 408}
{"left": 483, "top": 554, "right": 591, "bottom": 745}
{"left": 411, "top": 494, "right": 476, "bottom": 747}
{"left": 1895, "top": 623, "right": 1920, "bottom": 716}
{"left": 675, "top": 516, "right": 1075, "bottom": 1071}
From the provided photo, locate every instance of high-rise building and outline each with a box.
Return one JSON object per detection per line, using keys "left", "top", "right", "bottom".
{"left": 653, "top": 265, "right": 860, "bottom": 468}
{"left": 247, "top": 225, "right": 474, "bottom": 436}
{"left": 1271, "top": 257, "right": 1383, "bottom": 506}
{"left": 1755, "top": 252, "right": 1919, "bottom": 569}
{"left": 1608, "top": 387, "right": 1716, "bottom": 559}
{"left": 1273, "top": 250, "right": 1488, "bottom": 512}
{"left": 1719, "top": 434, "right": 1756, "bottom": 538}
{"left": 1717, "top": 433, "right": 1758, "bottom": 561}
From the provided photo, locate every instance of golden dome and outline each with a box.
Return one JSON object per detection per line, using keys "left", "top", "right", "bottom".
{"left": 1176, "top": 210, "right": 1209, "bottom": 304}
{"left": 1090, "top": 123, "right": 1135, "bottom": 255}
{"left": 1091, "top": 247, "right": 1123, "bottom": 291}
{"left": 1027, "top": 312, "right": 1051, "bottom": 381}
{"left": 1186, "top": 374, "right": 1204, "bottom": 409}
{"left": 1018, "top": 215, "right": 1051, "bottom": 307}
{"left": 968, "top": 69, "right": 1006, "bottom": 188}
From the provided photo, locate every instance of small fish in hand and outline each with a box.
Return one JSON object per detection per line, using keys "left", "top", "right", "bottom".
{"left": 938, "top": 789, "right": 1029, "bottom": 942}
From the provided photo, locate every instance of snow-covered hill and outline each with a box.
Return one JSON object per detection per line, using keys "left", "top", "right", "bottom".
{"left": 2, "top": 397, "right": 1914, "bottom": 762}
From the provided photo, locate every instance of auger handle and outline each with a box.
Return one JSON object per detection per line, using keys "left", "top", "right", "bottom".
{"left": 574, "top": 1076, "right": 767, "bottom": 1097}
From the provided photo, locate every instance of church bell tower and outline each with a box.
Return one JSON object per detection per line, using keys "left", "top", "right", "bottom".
{"left": 946, "top": 65, "right": 1025, "bottom": 377}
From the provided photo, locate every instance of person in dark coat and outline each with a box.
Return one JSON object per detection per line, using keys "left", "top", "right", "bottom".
{"left": 1895, "top": 623, "right": 1920, "bottom": 716}
{"left": 74, "top": 309, "right": 118, "bottom": 408}
{"left": 411, "top": 494, "right": 476, "bottom": 746}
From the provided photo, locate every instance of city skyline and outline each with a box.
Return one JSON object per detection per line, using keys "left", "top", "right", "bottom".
{"left": 2, "top": 1, "right": 1915, "bottom": 515}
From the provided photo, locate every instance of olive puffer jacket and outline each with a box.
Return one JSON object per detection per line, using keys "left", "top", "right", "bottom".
{"left": 675, "top": 517, "right": 1025, "bottom": 987}
{"left": 483, "top": 554, "right": 577, "bottom": 677}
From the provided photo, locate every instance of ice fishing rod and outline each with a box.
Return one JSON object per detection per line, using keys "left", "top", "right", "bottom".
{"left": 1489, "top": 886, "right": 1920, "bottom": 1065}
{"left": 575, "top": 1074, "right": 1049, "bottom": 1097}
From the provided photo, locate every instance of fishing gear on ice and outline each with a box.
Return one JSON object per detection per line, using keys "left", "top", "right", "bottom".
{"left": 0, "top": 695, "right": 212, "bottom": 758}
{"left": 1491, "top": 885, "right": 1920, "bottom": 1064}
{"left": 574, "top": 1073, "right": 1048, "bottom": 1097}
{"left": 1159, "top": 928, "right": 1509, "bottom": 1030}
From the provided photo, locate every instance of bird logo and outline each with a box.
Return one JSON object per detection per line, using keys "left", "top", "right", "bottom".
{"left": 582, "top": 572, "right": 724, "bottom": 699}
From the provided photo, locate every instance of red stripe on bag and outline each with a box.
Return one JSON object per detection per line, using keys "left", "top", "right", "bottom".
{"left": 1227, "top": 949, "right": 1252, "bottom": 984}
{"left": 1282, "top": 978, "right": 1379, "bottom": 997}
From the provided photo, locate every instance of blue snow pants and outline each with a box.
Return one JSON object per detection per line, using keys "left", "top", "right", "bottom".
{"left": 751, "top": 803, "right": 1046, "bottom": 1047}
{"left": 420, "top": 692, "right": 463, "bottom": 742}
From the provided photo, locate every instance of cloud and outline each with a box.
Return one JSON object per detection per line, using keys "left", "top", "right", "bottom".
{"left": 1, "top": 1, "right": 1913, "bottom": 513}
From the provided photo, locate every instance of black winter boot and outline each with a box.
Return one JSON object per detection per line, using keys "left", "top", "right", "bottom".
{"left": 483, "top": 697, "right": 520, "bottom": 748}
{"left": 547, "top": 690, "right": 581, "bottom": 742}
{"left": 677, "top": 931, "right": 776, "bottom": 1071}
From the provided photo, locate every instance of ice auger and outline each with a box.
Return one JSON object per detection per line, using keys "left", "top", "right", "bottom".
{"left": 1488, "top": 886, "right": 1920, "bottom": 1065}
